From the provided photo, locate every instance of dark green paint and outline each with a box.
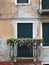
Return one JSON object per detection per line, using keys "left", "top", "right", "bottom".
{"left": 17, "top": 23, "right": 33, "bottom": 57}
{"left": 42, "top": 23, "right": 49, "bottom": 46}
{"left": 17, "top": 0, "right": 28, "bottom": 3}
{"left": 42, "top": 0, "right": 49, "bottom": 9}
{"left": 17, "top": 23, "right": 33, "bottom": 38}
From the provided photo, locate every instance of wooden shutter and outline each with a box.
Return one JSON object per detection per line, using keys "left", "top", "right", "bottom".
{"left": 42, "top": 23, "right": 49, "bottom": 46}
{"left": 17, "top": 23, "right": 33, "bottom": 57}
{"left": 42, "top": 0, "right": 49, "bottom": 9}
{"left": 17, "top": 23, "right": 33, "bottom": 38}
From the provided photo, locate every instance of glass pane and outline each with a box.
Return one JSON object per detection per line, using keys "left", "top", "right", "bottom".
{"left": 42, "top": 0, "right": 49, "bottom": 9}
{"left": 17, "top": 0, "right": 28, "bottom": 3}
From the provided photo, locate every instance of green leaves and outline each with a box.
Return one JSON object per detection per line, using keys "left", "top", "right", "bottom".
{"left": 6, "top": 37, "right": 43, "bottom": 45}
{"left": 6, "top": 37, "right": 16, "bottom": 45}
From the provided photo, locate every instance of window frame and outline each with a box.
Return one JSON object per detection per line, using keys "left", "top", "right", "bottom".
{"left": 15, "top": 0, "right": 30, "bottom": 5}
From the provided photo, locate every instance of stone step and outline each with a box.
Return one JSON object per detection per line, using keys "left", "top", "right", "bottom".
{"left": 17, "top": 63, "right": 34, "bottom": 65}
{"left": 17, "top": 62, "right": 41, "bottom": 65}
{"left": 17, "top": 59, "right": 33, "bottom": 64}
{"left": 0, "top": 62, "right": 41, "bottom": 65}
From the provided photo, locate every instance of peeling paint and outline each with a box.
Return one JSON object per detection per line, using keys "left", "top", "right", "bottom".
{"left": 31, "top": 3, "right": 39, "bottom": 10}
{"left": 12, "top": 20, "right": 17, "bottom": 38}
{"left": 0, "top": 37, "right": 10, "bottom": 61}
{"left": 18, "top": 6, "right": 38, "bottom": 18}
{"left": 36, "top": 22, "right": 41, "bottom": 38}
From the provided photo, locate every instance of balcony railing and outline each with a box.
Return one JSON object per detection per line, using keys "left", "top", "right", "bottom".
{"left": 7, "top": 38, "right": 43, "bottom": 62}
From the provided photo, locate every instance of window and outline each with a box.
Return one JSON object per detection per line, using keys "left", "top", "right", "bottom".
{"left": 39, "top": 0, "right": 49, "bottom": 14}
{"left": 42, "top": 0, "right": 49, "bottom": 9}
{"left": 42, "top": 23, "right": 49, "bottom": 46}
{"left": 15, "top": 0, "right": 30, "bottom": 5}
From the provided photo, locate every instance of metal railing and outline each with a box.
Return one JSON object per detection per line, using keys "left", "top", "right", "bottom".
{"left": 8, "top": 38, "right": 43, "bottom": 62}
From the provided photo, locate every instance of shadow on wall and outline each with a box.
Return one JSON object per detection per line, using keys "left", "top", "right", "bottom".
{"left": 0, "top": 37, "right": 10, "bottom": 61}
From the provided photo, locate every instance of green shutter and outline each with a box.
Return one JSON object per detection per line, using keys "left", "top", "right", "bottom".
{"left": 42, "top": 0, "right": 49, "bottom": 9}
{"left": 17, "top": 23, "right": 33, "bottom": 38}
{"left": 17, "top": 0, "right": 28, "bottom": 3}
{"left": 17, "top": 23, "right": 33, "bottom": 57}
{"left": 42, "top": 23, "right": 49, "bottom": 46}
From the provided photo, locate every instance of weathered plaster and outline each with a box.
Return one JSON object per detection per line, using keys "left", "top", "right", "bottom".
{"left": 0, "top": 0, "right": 40, "bottom": 18}
{"left": 0, "top": 37, "right": 10, "bottom": 61}
{"left": 31, "top": 3, "right": 39, "bottom": 10}
{"left": 12, "top": 19, "right": 40, "bottom": 39}
{"left": 0, "top": 20, "right": 14, "bottom": 38}
{"left": 12, "top": 20, "right": 17, "bottom": 38}
{"left": 18, "top": 6, "right": 39, "bottom": 18}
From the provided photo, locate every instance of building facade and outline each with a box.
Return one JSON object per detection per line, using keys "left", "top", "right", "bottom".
{"left": 0, "top": 0, "right": 49, "bottom": 64}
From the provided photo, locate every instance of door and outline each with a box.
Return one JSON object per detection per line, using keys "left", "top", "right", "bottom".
{"left": 17, "top": 23, "right": 33, "bottom": 57}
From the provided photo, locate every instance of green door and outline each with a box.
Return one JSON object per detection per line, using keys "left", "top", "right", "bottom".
{"left": 42, "top": 23, "right": 49, "bottom": 46}
{"left": 17, "top": 23, "right": 33, "bottom": 57}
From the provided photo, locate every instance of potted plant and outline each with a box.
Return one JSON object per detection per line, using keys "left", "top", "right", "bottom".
{"left": 22, "top": 38, "right": 32, "bottom": 44}
{"left": 6, "top": 37, "right": 17, "bottom": 61}
{"left": 33, "top": 38, "right": 43, "bottom": 43}
{"left": 6, "top": 37, "right": 17, "bottom": 46}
